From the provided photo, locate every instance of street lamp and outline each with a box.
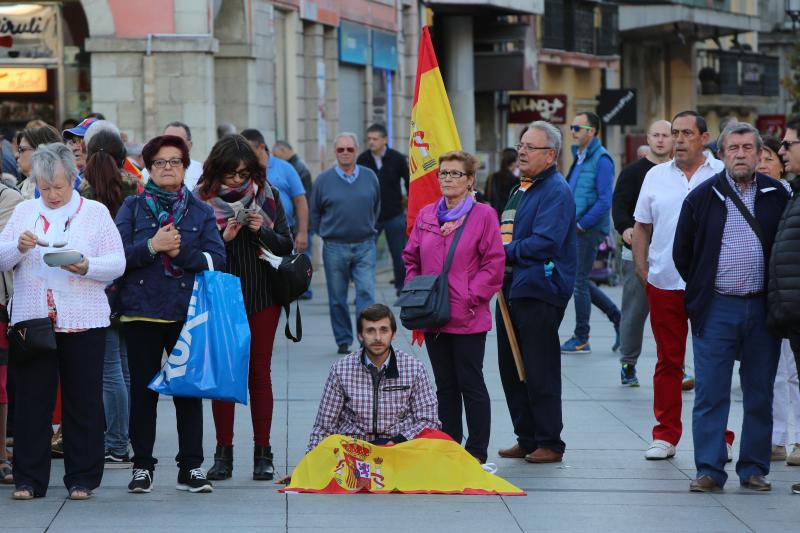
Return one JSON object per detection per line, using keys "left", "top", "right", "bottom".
{"left": 788, "top": 0, "right": 800, "bottom": 30}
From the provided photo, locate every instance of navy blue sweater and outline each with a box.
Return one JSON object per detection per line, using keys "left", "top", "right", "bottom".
{"left": 673, "top": 171, "right": 789, "bottom": 335}
{"left": 309, "top": 166, "right": 380, "bottom": 243}
{"left": 505, "top": 165, "right": 577, "bottom": 308}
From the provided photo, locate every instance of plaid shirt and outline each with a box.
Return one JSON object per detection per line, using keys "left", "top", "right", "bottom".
{"left": 307, "top": 348, "right": 440, "bottom": 452}
{"left": 715, "top": 173, "right": 764, "bottom": 295}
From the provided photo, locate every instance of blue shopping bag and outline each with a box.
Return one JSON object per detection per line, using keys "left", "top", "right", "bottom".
{"left": 149, "top": 254, "right": 251, "bottom": 404}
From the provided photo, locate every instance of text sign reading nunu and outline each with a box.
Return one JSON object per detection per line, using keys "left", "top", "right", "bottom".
{"left": 0, "top": 67, "right": 47, "bottom": 93}
{"left": 508, "top": 93, "right": 567, "bottom": 125}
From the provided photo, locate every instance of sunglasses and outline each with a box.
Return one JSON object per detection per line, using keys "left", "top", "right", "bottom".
{"left": 570, "top": 125, "right": 593, "bottom": 133}
{"left": 781, "top": 140, "right": 800, "bottom": 151}
{"left": 34, "top": 215, "right": 71, "bottom": 248}
{"left": 336, "top": 147, "right": 356, "bottom": 153}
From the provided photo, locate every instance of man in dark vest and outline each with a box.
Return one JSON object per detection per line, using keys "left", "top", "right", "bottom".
{"left": 561, "top": 112, "right": 620, "bottom": 355}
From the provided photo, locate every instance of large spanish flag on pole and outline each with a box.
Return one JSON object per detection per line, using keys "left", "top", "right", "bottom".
{"left": 406, "top": 26, "right": 462, "bottom": 235}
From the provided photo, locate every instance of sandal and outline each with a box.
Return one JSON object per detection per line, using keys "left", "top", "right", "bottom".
{"left": 12, "top": 485, "right": 34, "bottom": 500}
{"left": 0, "top": 459, "right": 12, "bottom": 484}
{"left": 68, "top": 485, "right": 92, "bottom": 500}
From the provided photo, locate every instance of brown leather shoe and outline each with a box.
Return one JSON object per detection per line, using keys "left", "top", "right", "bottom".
{"left": 524, "top": 448, "right": 563, "bottom": 463}
{"left": 498, "top": 444, "right": 527, "bottom": 458}
{"left": 740, "top": 475, "right": 771, "bottom": 491}
{"left": 689, "top": 475, "right": 722, "bottom": 493}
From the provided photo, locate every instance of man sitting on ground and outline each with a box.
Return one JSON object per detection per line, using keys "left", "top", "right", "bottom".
{"left": 306, "top": 304, "right": 440, "bottom": 453}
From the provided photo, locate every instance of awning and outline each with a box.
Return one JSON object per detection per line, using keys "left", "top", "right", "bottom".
{"left": 619, "top": 4, "right": 759, "bottom": 40}
{"left": 424, "top": 0, "right": 543, "bottom": 15}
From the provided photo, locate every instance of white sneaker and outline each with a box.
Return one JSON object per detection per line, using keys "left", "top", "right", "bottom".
{"left": 726, "top": 443, "right": 733, "bottom": 463}
{"left": 481, "top": 463, "right": 498, "bottom": 475}
{"left": 645, "top": 440, "right": 676, "bottom": 460}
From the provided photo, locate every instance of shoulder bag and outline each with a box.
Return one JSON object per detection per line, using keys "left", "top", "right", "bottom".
{"left": 395, "top": 207, "right": 473, "bottom": 330}
{"left": 7, "top": 297, "right": 56, "bottom": 364}
{"left": 716, "top": 174, "right": 767, "bottom": 251}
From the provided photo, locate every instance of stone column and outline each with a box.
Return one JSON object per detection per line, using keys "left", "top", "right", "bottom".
{"left": 442, "top": 15, "right": 476, "bottom": 153}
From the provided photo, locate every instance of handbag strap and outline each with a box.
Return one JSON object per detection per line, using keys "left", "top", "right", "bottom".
{"left": 716, "top": 174, "right": 768, "bottom": 252}
{"left": 442, "top": 204, "right": 474, "bottom": 275}
{"left": 283, "top": 301, "right": 302, "bottom": 342}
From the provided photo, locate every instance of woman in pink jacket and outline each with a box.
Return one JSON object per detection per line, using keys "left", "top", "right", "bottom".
{"left": 403, "top": 150, "right": 505, "bottom": 465}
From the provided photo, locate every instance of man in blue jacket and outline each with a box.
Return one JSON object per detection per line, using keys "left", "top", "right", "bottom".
{"left": 561, "top": 112, "right": 621, "bottom": 354}
{"left": 673, "top": 122, "right": 789, "bottom": 493}
{"left": 496, "top": 121, "right": 576, "bottom": 464}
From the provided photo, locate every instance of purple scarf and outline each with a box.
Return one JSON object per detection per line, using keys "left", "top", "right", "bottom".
{"left": 436, "top": 195, "right": 474, "bottom": 236}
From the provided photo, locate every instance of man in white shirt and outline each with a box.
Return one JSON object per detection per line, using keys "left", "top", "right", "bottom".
{"left": 632, "top": 111, "right": 733, "bottom": 460}
{"left": 161, "top": 122, "right": 203, "bottom": 191}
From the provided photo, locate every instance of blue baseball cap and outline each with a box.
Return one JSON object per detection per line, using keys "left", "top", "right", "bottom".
{"left": 62, "top": 117, "right": 98, "bottom": 139}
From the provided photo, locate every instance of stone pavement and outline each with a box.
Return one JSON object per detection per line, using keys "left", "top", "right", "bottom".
{"left": 1, "top": 274, "right": 797, "bottom": 532}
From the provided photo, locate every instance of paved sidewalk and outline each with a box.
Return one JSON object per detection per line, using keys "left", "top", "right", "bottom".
{"left": 1, "top": 275, "right": 797, "bottom": 532}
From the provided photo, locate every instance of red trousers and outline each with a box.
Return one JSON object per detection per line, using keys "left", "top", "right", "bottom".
{"left": 211, "top": 305, "right": 281, "bottom": 447}
{"left": 647, "top": 285, "right": 734, "bottom": 446}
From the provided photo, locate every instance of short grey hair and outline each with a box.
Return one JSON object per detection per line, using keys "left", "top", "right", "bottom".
{"left": 527, "top": 121, "right": 562, "bottom": 156}
{"left": 31, "top": 143, "right": 77, "bottom": 186}
{"left": 334, "top": 132, "right": 359, "bottom": 149}
{"left": 84, "top": 120, "right": 120, "bottom": 148}
{"left": 717, "top": 121, "right": 763, "bottom": 154}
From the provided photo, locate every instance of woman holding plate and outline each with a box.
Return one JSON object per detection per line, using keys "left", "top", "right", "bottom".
{"left": 0, "top": 143, "right": 126, "bottom": 500}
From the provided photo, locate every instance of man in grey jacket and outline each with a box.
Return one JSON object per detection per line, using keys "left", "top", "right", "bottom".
{"left": 310, "top": 133, "right": 381, "bottom": 354}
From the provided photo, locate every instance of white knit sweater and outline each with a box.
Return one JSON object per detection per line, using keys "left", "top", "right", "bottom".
{"left": 0, "top": 198, "right": 126, "bottom": 329}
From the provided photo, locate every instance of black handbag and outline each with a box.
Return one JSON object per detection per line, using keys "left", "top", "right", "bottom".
{"left": 267, "top": 251, "right": 313, "bottom": 343}
{"left": 7, "top": 295, "right": 56, "bottom": 364}
{"left": 395, "top": 208, "right": 472, "bottom": 330}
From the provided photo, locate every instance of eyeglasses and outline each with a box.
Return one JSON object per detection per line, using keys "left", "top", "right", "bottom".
{"left": 438, "top": 169, "right": 469, "bottom": 180}
{"left": 570, "top": 125, "right": 593, "bottom": 133}
{"left": 222, "top": 170, "right": 251, "bottom": 182}
{"left": 152, "top": 158, "right": 184, "bottom": 169}
{"left": 515, "top": 143, "right": 554, "bottom": 153}
{"left": 16, "top": 146, "right": 32, "bottom": 156}
{"left": 781, "top": 140, "right": 800, "bottom": 151}
{"left": 336, "top": 147, "right": 356, "bottom": 154}
{"left": 65, "top": 138, "right": 82, "bottom": 147}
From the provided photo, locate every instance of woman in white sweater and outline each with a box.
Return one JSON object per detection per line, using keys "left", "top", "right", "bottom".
{"left": 0, "top": 143, "right": 125, "bottom": 501}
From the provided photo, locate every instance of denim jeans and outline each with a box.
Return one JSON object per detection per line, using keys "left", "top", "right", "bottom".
{"left": 103, "top": 327, "right": 130, "bottom": 455}
{"left": 573, "top": 228, "right": 620, "bottom": 342}
{"left": 692, "top": 294, "right": 780, "bottom": 487}
{"left": 322, "top": 239, "right": 376, "bottom": 346}
{"left": 375, "top": 213, "right": 407, "bottom": 290}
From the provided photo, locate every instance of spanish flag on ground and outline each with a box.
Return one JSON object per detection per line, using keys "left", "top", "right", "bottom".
{"left": 282, "top": 429, "right": 525, "bottom": 495}
{"left": 406, "top": 26, "right": 461, "bottom": 236}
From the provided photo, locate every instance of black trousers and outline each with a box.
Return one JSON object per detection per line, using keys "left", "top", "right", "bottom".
{"left": 424, "top": 332, "right": 490, "bottom": 463}
{"left": 122, "top": 321, "right": 203, "bottom": 472}
{"left": 12, "top": 328, "right": 106, "bottom": 496}
{"left": 496, "top": 294, "right": 566, "bottom": 454}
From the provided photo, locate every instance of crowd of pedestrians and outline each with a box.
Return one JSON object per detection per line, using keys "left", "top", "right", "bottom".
{"left": 2, "top": 107, "right": 800, "bottom": 502}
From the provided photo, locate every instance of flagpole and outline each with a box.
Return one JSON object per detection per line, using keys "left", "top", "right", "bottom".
{"left": 497, "top": 291, "right": 525, "bottom": 382}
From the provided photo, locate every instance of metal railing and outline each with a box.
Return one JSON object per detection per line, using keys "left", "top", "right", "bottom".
{"left": 542, "top": 0, "right": 618, "bottom": 55}
{"left": 697, "top": 49, "right": 779, "bottom": 97}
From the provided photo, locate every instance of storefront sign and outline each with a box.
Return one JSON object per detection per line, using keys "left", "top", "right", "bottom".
{"left": 597, "top": 89, "right": 637, "bottom": 126}
{"left": 339, "top": 21, "right": 369, "bottom": 66}
{"left": 508, "top": 93, "right": 567, "bottom": 124}
{"left": 0, "top": 5, "right": 59, "bottom": 61}
{"left": 372, "top": 30, "right": 397, "bottom": 71}
{"left": 756, "top": 115, "right": 785, "bottom": 139}
{"left": 0, "top": 67, "right": 47, "bottom": 92}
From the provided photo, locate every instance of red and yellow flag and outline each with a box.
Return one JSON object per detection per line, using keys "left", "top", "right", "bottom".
{"left": 281, "top": 429, "right": 525, "bottom": 495}
{"left": 407, "top": 26, "right": 461, "bottom": 235}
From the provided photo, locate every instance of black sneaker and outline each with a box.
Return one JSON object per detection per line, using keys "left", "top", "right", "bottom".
{"left": 620, "top": 364, "right": 639, "bottom": 387}
{"left": 128, "top": 468, "right": 153, "bottom": 493}
{"left": 176, "top": 468, "right": 213, "bottom": 493}
{"left": 105, "top": 451, "right": 132, "bottom": 469}
{"left": 337, "top": 344, "right": 349, "bottom": 355}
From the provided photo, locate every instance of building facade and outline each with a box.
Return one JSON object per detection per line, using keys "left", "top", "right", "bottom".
{"left": 0, "top": 0, "right": 420, "bottom": 175}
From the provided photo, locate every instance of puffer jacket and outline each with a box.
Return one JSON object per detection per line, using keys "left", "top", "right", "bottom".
{"left": 768, "top": 176, "right": 800, "bottom": 335}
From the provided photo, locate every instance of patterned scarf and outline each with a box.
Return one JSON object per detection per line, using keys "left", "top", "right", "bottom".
{"left": 203, "top": 178, "right": 276, "bottom": 231}
{"left": 143, "top": 179, "right": 190, "bottom": 278}
{"left": 436, "top": 195, "right": 475, "bottom": 236}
